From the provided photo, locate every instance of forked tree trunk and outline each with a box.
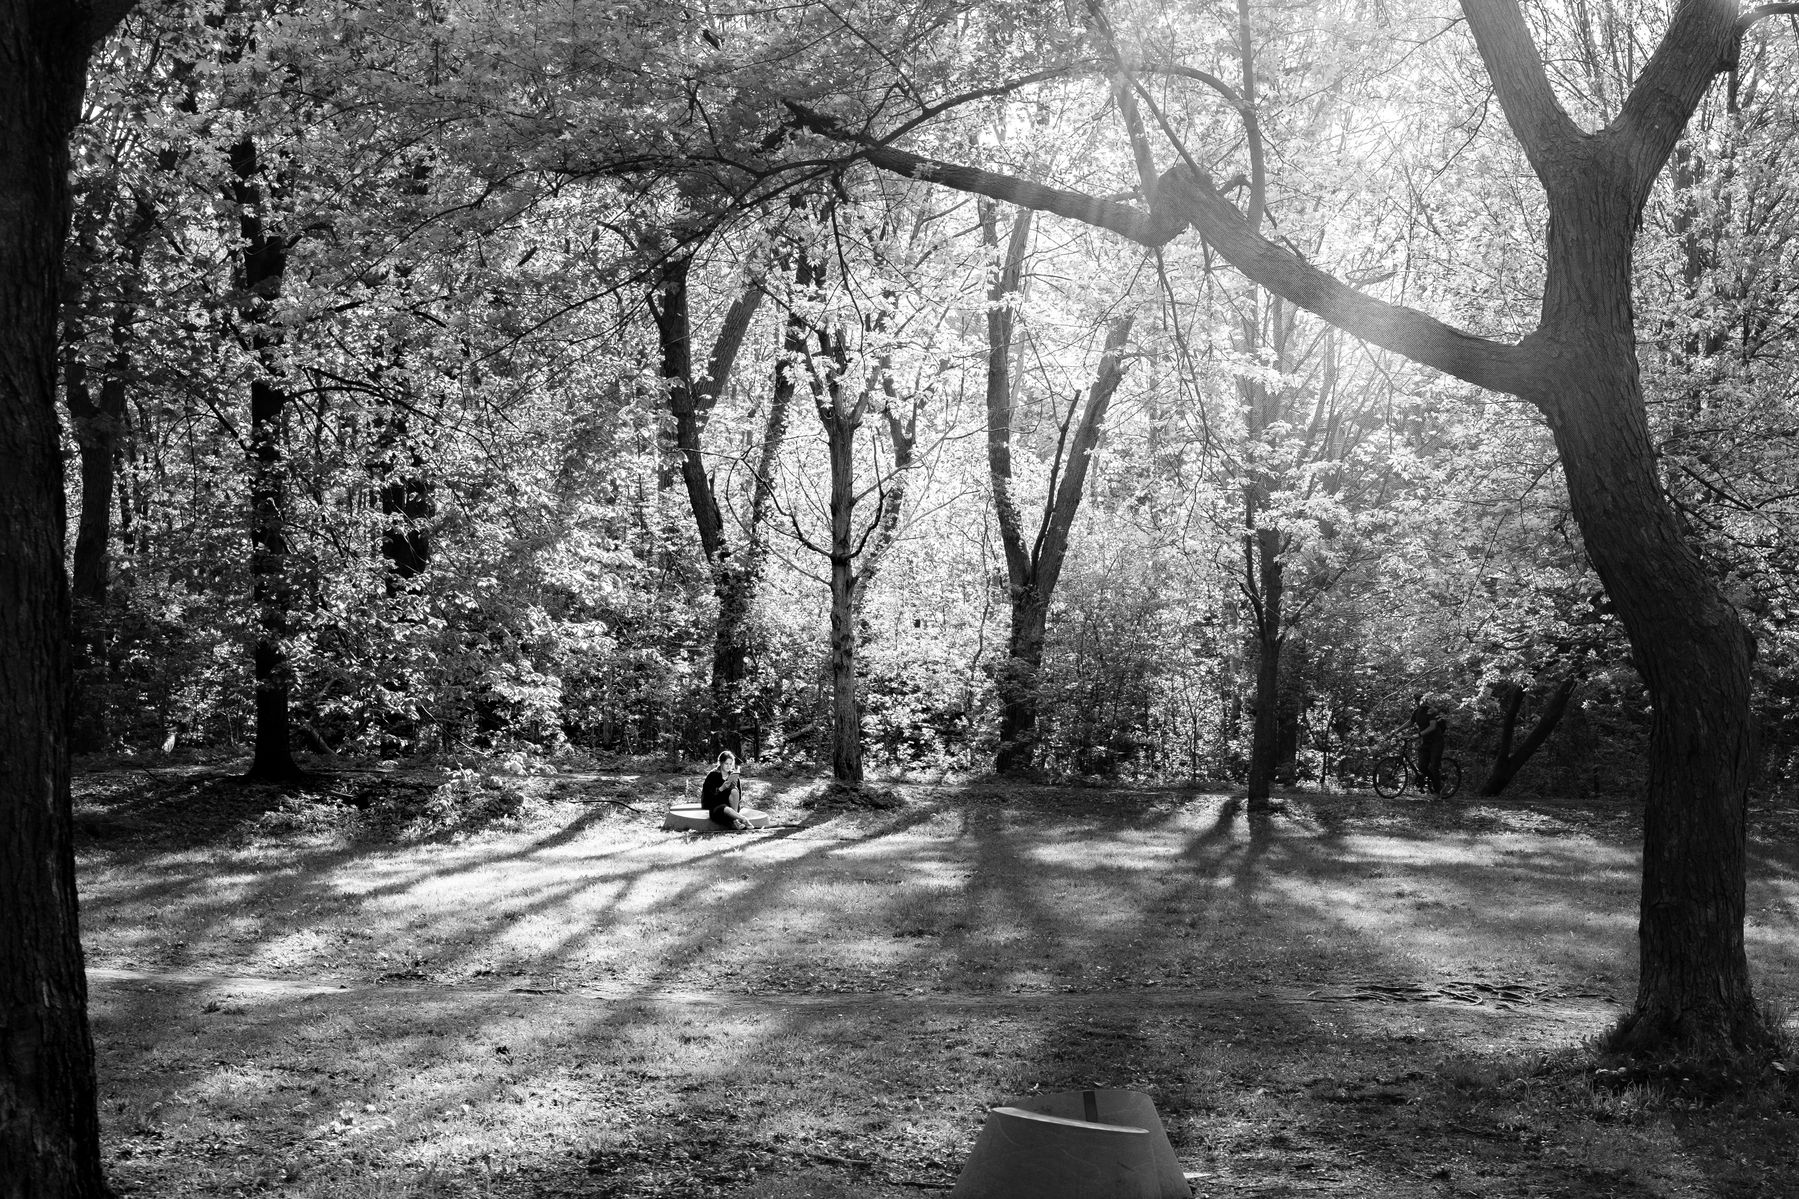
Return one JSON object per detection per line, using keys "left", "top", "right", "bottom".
{"left": 981, "top": 201, "right": 1136, "bottom": 775}
{"left": 0, "top": 6, "right": 115, "bottom": 1196}
{"left": 712, "top": 313, "right": 797, "bottom": 756}
{"left": 649, "top": 256, "right": 765, "bottom": 742}
{"left": 1479, "top": 676, "right": 1576, "bottom": 796}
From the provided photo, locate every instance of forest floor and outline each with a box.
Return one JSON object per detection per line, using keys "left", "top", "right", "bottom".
{"left": 72, "top": 760, "right": 1799, "bottom": 1199}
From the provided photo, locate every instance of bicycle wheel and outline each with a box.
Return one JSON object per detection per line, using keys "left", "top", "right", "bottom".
{"left": 1372, "top": 755, "right": 1409, "bottom": 799}
{"left": 1437, "top": 759, "right": 1463, "bottom": 800}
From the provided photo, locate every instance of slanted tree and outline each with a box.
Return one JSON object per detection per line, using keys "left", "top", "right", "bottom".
{"left": 790, "top": 0, "right": 1793, "bottom": 1055}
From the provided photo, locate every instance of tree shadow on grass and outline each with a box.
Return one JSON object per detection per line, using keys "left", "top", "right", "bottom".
{"left": 77, "top": 773, "right": 1799, "bottom": 1198}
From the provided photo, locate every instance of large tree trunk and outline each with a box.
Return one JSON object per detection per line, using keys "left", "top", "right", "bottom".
{"left": 231, "top": 135, "right": 301, "bottom": 782}
{"left": 995, "top": 595, "right": 1048, "bottom": 773}
{"left": 1535, "top": 326, "right": 1755, "bottom": 1050}
{"left": 0, "top": 6, "right": 115, "bottom": 1196}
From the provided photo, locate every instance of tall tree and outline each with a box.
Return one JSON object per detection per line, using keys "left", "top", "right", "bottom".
{"left": 981, "top": 202, "right": 1137, "bottom": 774}
{"left": 228, "top": 131, "right": 302, "bottom": 782}
{"left": 1, "top": 5, "right": 140, "bottom": 1195}
{"left": 791, "top": 0, "right": 1790, "bottom": 1055}
{"left": 647, "top": 251, "right": 766, "bottom": 743}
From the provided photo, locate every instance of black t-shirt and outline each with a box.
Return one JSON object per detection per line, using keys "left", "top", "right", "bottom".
{"left": 1411, "top": 704, "right": 1446, "bottom": 741}
{"left": 700, "top": 768, "right": 740, "bottom": 811}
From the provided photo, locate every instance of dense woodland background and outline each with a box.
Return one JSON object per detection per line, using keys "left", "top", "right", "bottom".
{"left": 56, "top": 1, "right": 1799, "bottom": 799}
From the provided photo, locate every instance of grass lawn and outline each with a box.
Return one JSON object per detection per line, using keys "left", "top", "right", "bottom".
{"left": 73, "top": 764, "right": 1799, "bottom": 1197}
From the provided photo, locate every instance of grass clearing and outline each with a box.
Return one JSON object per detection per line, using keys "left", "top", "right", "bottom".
{"left": 76, "top": 766, "right": 1799, "bottom": 1196}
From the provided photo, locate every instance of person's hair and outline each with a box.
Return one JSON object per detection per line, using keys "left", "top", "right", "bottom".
{"left": 717, "top": 750, "right": 735, "bottom": 765}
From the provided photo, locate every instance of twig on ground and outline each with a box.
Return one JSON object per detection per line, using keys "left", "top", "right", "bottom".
{"left": 794, "top": 1150, "right": 874, "bottom": 1168}
{"left": 573, "top": 797, "right": 645, "bottom": 813}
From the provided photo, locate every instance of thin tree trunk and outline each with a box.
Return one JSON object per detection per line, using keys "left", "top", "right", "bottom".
{"left": 0, "top": 6, "right": 116, "bottom": 1196}
{"left": 980, "top": 202, "right": 1038, "bottom": 773}
{"left": 826, "top": 395, "right": 863, "bottom": 782}
{"left": 231, "top": 135, "right": 300, "bottom": 782}
{"left": 1244, "top": 524, "right": 1283, "bottom": 805}
{"left": 64, "top": 350, "right": 127, "bottom": 608}
{"left": 1234, "top": 0, "right": 1289, "bottom": 813}
{"left": 61, "top": 347, "right": 126, "bottom": 755}
{"left": 374, "top": 408, "right": 432, "bottom": 588}
{"left": 1479, "top": 676, "right": 1576, "bottom": 796}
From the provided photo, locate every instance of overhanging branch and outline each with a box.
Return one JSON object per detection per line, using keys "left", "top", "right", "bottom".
{"left": 784, "top": 101, "right": 1185, "bottom": 247}
{"left": 1157, "top": 168, "right": 1531, "bottom": 394}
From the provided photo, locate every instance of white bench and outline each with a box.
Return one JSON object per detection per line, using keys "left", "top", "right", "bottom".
{"left": 661, "top": 805, "right": 768, "bottom": 832}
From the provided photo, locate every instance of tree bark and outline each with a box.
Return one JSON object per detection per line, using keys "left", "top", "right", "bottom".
{"left": 230, "top": 135, "right": 301, "bottom": 782}
{"left": 1479, "top": 676, "right": 1577, "bottom": 796}
{"left": 0, "top": 6, "right": 118, "bottom": 1196}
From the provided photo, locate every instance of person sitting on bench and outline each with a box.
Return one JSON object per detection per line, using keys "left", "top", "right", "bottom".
{"left": 700, "top": 750, "right": 751, "bottom": 830}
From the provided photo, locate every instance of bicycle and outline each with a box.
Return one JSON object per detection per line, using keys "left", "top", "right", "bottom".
{"left": 1371, "top": 743, "right": 1462, "bottom": 800}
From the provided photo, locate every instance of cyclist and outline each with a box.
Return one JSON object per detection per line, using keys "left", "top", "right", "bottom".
{"left": 1396, "top": 694, "right": 1448, "bottom": 795}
